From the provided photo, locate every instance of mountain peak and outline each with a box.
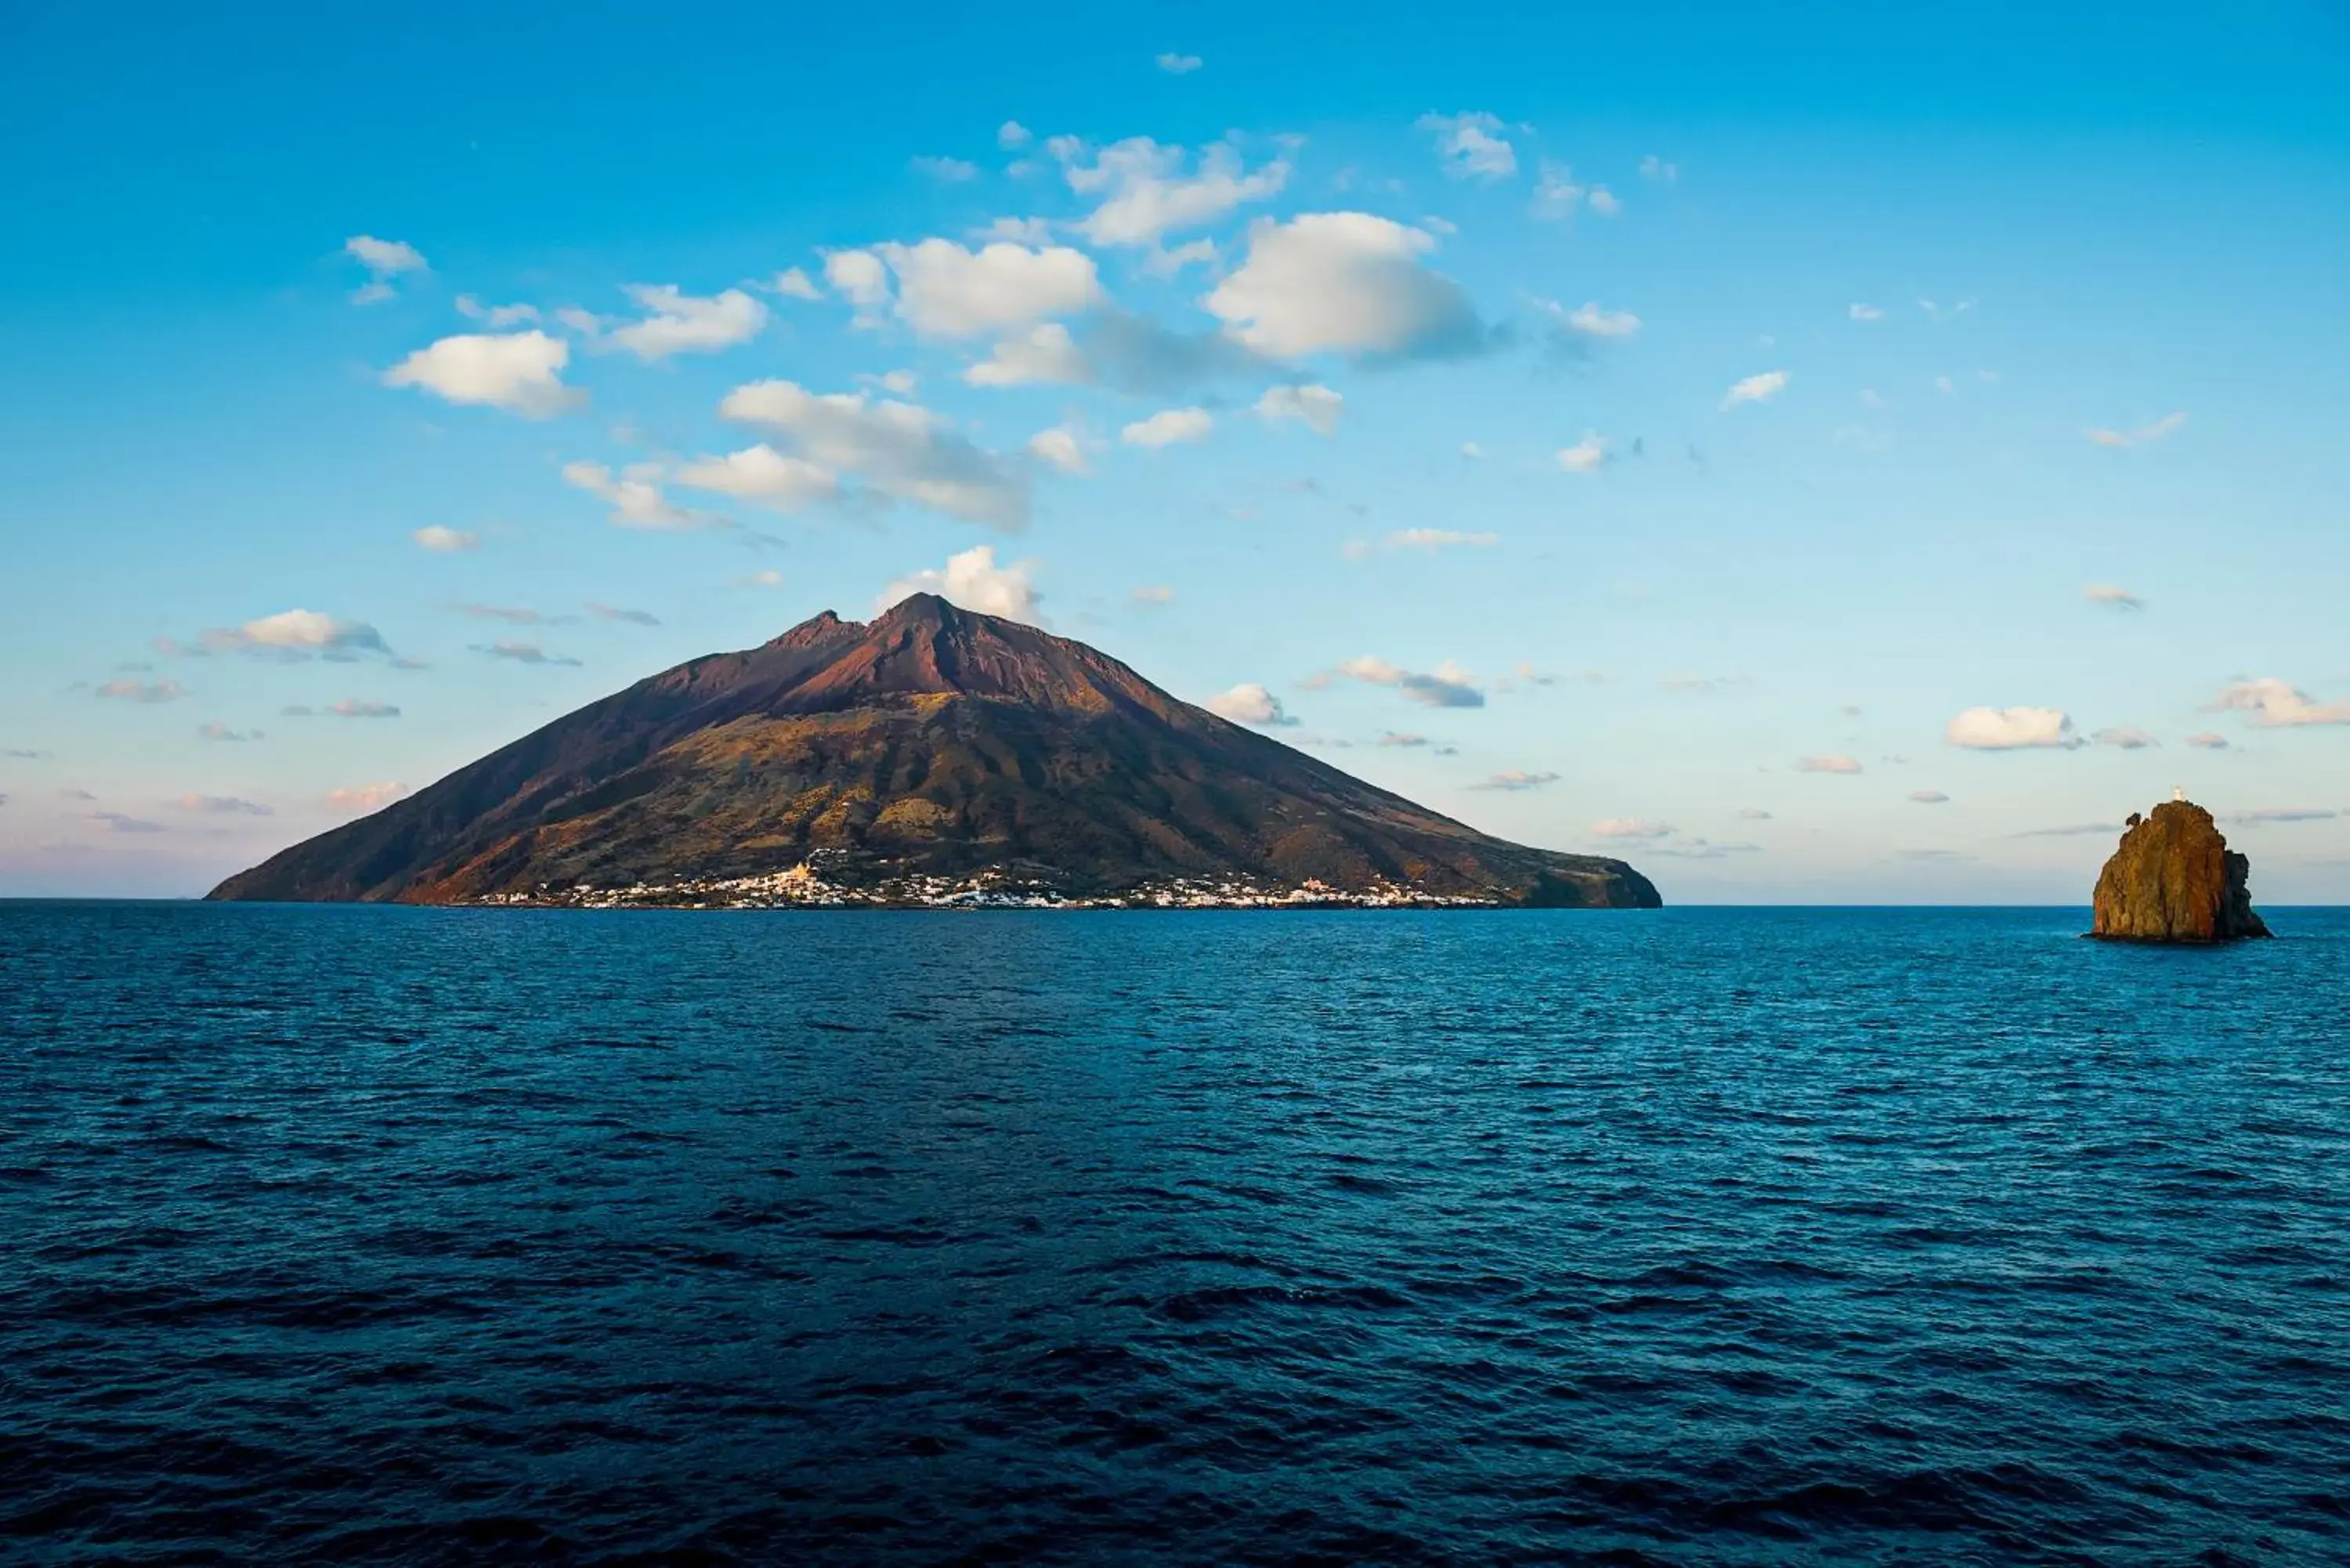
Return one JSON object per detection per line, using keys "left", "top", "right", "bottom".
{"left": 765, "top": 609, "right": 862, "bottom": 649}
{"left": 873, "top": 591, "right": 957, "bottom": 627}
{"left": 790, "top": 593, "right": 1148, "bottom": 714}
{"left": 207, "top": 606, "right": 1661, "bottom": 910}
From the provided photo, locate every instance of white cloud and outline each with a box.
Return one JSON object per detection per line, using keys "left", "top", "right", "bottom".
{"left": 1132, "top": 585, "right": 1174, "bottom": 605}
{"left": 606, "top": 285, "right": 768, "bottom": 360}
{"left": 1849, "top": 303, "right": 1883, "bottom": 322}
{"left": 327, "top": 782, "right": 409, "bottom": 814}
{"left": 2093, "top": 727, "right": 2160, "bottom": 750}
{"left": 1156, "top": 51, "right": 1203, "bottom": 74}
{"left": 2087, "top": 412, "right": 2187, "bottom": 448}
{"left": 472, "top": 640, "right": 580, "bottom": 667}
{"left": 1063, "top": 138, "right": 1288, "bottom": 247}
{"left": 2084, "top": 583, "right": 2145, "bottom": 610}
{"left": 1738, "top": 807, "right": 1773, "bottom": 820}
{"left": 823, "top": 250, "right": 891, "bottom": 311}
{"left": 1144, "top": 238, "right": 1218, "bottom": 277}
{"left": 1255, "top": 383, "right": 1343, "bottom": 434}
{"left": 770, "top": 266, "right": 822, "bottom": 300}
{"left": 998, "top": 121, "right": 1033, "bottom": 149}
{"left": 723, "top": 380, "right": 1029, "bottom": 529}
{"left": 878, "top": 544, "right": 1039, "bottom": 623}
{"left": 345, "top": 234, "right": 426, "bottom": 275}
{"left": 1722, "top": 370, "right": 1791, "bottom": 409}
{"left": 454, "top": 294, "right": 540, "bottom": 327}
{"left": 202, "top": 609, "right": 390, "bottom": 660}
{"left": 1206, "top": 212, "right": 1484, "bottom": 362}
{"left": 1639, "top": 154, "right": 1679, "bottom": 183}
{"left": 872, "top": 239, "right": 1102, "bottom": 338}
{"left": 1587, "top": 186, "right": 1621, "bottom": 216}
{"left": 2231, "top": 807, "right": 2340, "bottom": 826}
{"left": 736, "top": 569, "right": 785, "bottom": 589}
{"left": 1206, "top": 683, "right": 1295, "bottom": 726}
{"left": 1470, "top": 771, "right": 1560, "bottom": 791}
{"left": 2206, "top": 677, "right": 2350, "bottom": 727}
{"left": 1556, "top": 432, "right": 1609, "bottom": 473}
{"left": 910, "top": 155, "right": 980, "bottom": 181}
{"left": 345, "top": 236, "right": 426, "bottom": 301}
{"left": 1383, "top": 529, "right": 1495, "bottom": 551}
{"left": 1330, "top": 656, "right": 1483, "bottom": 708}
{"left": 1797, "top": 753, "right": 1865, "bottom": 774}
{"left": 859, "top": 369, "right": 920, "bottom": 395}
{"left": 673, "top": 444, "right": 839, "bottom": 513}
{"left": 1531, "top": 160, "right": 1583, "bottom": 218}
{"left": 383, "top": 331, "right": 582, "bottom": 417}
{"left": 1083, "top": 307, "right": 1272, "bottom": 392}
{"left": 1459, "top": 442, "right": 1484, "bottom": 460}
{"left": 412, "top": 525, "right": 479, "bottom": 552}
{"left": 1419, "top": 112, "right": 1516, "bottom": 180}
{"left": 198, "top": 724, "right": 261, "bottom": 742}
{"left": 1909, "top": 789, "right": 1950, "bottom": 804}
{"left": 1027, "top": 423, "right": 1091, "bottom": 475}
{"left": 976, "top": 216, "right": 1056, "bottom": 245}
{"left": 964, "top": 322, "right": 1093, "bottom": 387}
{"left": 562, "top": 461, "right": 719, "bottom": 531}
{"left": 1121, "top": 406, "right": 1213, "bottom": 448}
{"left": 170, "top": 799, "right": 266, "bottom": 822}
{"left": 1650, "top": 837, "right": 1766, "bottom": 860}
{"left": 96, "top": 678, "right": 186, "bottom": 704}
{"left": 1558, "top": 301, "right": 1640, "bottom": 338}
{"left": 325, "top": 699, "right": 400, "bottom": 719}
{"left": 88, "top": 811, "right": 166, "bottom": 833}
{"left": 1591, "top": 817, "right": 1675, "bottom": 837}
{"left": 1946, "top": 706, "right": 2081, "bottom": 750}
{"left": 2184, "top": 732, "right": 2229, "bottom": 750}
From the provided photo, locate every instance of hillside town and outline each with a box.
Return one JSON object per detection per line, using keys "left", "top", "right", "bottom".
{"left": 470, "top": 856, "right": 1500, "bottom": 911}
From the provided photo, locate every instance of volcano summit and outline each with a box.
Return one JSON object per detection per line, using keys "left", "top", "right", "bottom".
{"left": 208, "top": 595, "right": 1659, "bottom": 910}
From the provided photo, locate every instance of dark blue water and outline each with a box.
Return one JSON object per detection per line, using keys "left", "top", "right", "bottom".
{"left": 4, "top": 904, "right": 2346, "bottom": 1565}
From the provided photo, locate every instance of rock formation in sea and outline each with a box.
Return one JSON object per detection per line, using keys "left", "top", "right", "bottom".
{"left": 208, "top": 594, "right": 1661, "bottom": 909}
{"left": 2089, "top": 799, "right": 2271, "bottom": 942}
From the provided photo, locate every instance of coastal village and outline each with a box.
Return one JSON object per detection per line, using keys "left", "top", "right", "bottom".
{"left": 472, "top": 854, "right": 1499, "bottom": 911}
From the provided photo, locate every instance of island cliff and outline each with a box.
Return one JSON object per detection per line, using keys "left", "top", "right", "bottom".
{"left": 2089, "top": 800, "right": 2271, "bottom": 943}
{"left": 208, "top": 594, "right": 1660, "bottom": 910}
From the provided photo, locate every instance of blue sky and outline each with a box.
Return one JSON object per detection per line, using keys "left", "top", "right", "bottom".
{"left": 5, "top": 0, "right": 2349, "bottom": 900}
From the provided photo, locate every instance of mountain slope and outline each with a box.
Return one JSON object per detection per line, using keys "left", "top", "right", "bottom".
{"left": 208, "top": 595, "right": 1660, "bottom": 908}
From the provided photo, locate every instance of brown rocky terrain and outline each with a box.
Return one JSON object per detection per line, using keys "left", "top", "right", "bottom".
{"left": 208, "top": 594, "right": 1660, "bottom": 909}
{"left": 2089, "top": 800, "right": 2271, "bottom": 942}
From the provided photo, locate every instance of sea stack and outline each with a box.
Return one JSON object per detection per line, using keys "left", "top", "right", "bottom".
{"left": 2090, "top": 799, "right": 2271, "bottom": 943}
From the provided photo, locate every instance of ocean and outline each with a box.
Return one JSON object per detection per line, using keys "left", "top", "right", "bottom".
{"left": 4, "top": 902, "right": 2345, "bottom": 1564}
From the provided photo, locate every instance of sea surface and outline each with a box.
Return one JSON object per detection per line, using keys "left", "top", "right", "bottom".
{"left": 4, "top": 902, "right": 2347, "bottom": 1566}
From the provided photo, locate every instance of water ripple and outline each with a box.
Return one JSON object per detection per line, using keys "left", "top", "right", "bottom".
{"left": 2, "top": 901, "right": 2345, "bottom": 1563}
